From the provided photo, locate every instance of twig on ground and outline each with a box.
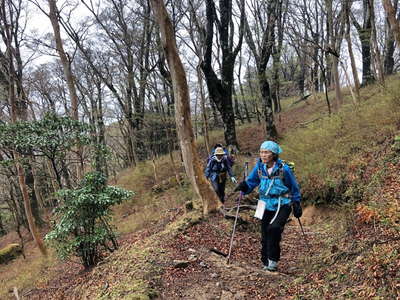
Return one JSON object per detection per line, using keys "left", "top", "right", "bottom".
{"left": 13, "top": 287, "right": 20, "bottom": 300}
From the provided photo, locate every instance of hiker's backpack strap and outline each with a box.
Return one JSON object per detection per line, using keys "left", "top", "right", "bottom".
{"left": 257, "top": 163, "right": 285, "bottom": 180}
{"left": 257, "top": 166, "right": 268, "bottom": 179}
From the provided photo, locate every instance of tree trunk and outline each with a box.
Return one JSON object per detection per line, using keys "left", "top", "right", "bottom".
{"left": 258, "top": 71, "right": 278, "bottom": 138}
{"left": 48, "top": 0, "right": 82, "bottom": 181}
{"left": 197, "top": 65, "right": 210, "bottom": 154}
{"left": 237, "top": 74, "right": 251, "bottom": 123}
{"left": 384, "top": 18, "right": 396, "bottom": 75}
{"left": 351, "top": 1, "right": 375, "bottom": 85}
{"left": 0, "top": 212, "right": 5, "bottom": 236}
{"left": 150, "top": 0, "right": 221, "bottom": 214}
{"left": 247, "top": 72, "right": 261, "bottom": 124}
{"left": 7, "top": 79, "right": 47, "bottom": 256}
{"left": 370, "top": 0, "right": 385, "bottom": 85}
{"left": 233, "top": 87, "right": 244, "bottom": 124}
{"left": 2, "top": 0, "right": 47, "bottom": 254}
{"left": 383, "top": 0, "right": 400, "bottom": 47}
{"left": 151, "top": 154, "right": 158, "bottom": 184}
{"left": 244, "top": 0, "right": 279, "bottom": 138}
{"left": 201, "top": 0, "right": 245, "bottom": 149}
{"left": 25, "top": 165, "right": 45, "bottom": 226}
{"left": 326, "top": 0, "right": 343, "bottom": 110}
{"left": 345, "top": 0, "right": 361, "bottom": 101}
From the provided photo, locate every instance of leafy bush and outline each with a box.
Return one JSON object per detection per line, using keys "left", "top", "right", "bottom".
{"left": 0, "top": 112, "right": 91, "bottom": 157}
{"left": 45, "top": 172, "right": 134, "bottom": 268}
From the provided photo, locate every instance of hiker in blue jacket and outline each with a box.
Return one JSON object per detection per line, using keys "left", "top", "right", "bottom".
{"left": 209, "top": 143, "right": 235, "bottom": 168}
{"left": 205, "top": 147, "right": 237, "bottom": 203}
{"left": 234, "top": 141, "right": 302, "bottom": 272}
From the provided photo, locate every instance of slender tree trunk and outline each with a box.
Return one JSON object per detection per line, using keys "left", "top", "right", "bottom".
{"left": 383, "top": 0, "right": 400, "bottom": 47}
{"left": 151, "top": 0, "right": 221, "bottom": 214}
{"left": 197, "top": 65, "right": 210, "bottom": 154}
{"left": 2, "top": 0, "right": 47, "bottom": 254}
{"left": 210, "top": 100, "right": 220, "bottom": 127}
{"left": 340, "top": 60, "right": 358, "bottom": 106}
{"left": 258, "top": 71, "right": 278, "bottom": 138}
{"left": 47, "top": 159, "right": 60, "bottom": 193}
{"left": 233, "top": 87, "right": 244, "bottom": 124}
{"left": 0, "top": 213, "right": 5, "bottom": 236}
{"left": 237, "top": 74, "right": 251, "bottom": 123}
{"left": 8, "top": 76, "right": 47, "bottom": 256}
{"left": 370, "top": 0, "right": 385, "bottom": 85}
{"left": 48, "top": 0, "right": 82, "bottom": 181}
{"left": 247, "top": 73, "right": 261, "bottom": 124}
{"left": 384, "top": 16, "right": 396, "bottom": 75}
{"left": 151, "top": 153, "right": 158, "bottom": 184}
{"left": 244, "top": 0, "right": 279, "bottom": 138}
{"left": 25, "top": 166, "right": 45, "bottom": 226}
{"left": 345, "top": 1, "right": 361, "bottom": 101}
{"left": 351, "top": 1, "right": 375, "bottom": 85}
{"left": 326, "top": 0, "right": 343, "bottom": 110}
{"left": 166, "top": 129, "right": 181, "bottom": 186}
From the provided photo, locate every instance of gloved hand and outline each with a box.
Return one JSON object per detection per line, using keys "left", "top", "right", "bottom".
{"left": 231, "top": 177, "right": 237, "bottom": 184}
{"left": 292, "top": 201, "right": 302, "bottom": 218}
{"left": 234, "top": 181, "right": 248, "bottom": 193}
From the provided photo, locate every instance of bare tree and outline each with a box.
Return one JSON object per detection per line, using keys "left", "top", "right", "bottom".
{"left": 344, "top": 0, "right": 361, "bottom": 101}
{"left": 0, "top": 0, "right": 47, "bottom": 256}
{"left": 244, "top": 0, "right": 281, "bottom": 138}
{"left": 150, "top": 0, "right": 221, "bottom": 214}
{"left": 47, "top": 0, "right": 83, "bottom": 180}
{"left": 201, "top": 0, "right": 245, "bottom": 149}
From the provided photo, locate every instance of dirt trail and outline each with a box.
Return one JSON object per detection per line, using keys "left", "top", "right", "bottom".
{"left": 159, "top": 207, "right": 319, "bottom": 299}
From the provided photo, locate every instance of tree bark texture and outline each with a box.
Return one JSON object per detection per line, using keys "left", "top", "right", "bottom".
{"left": 48, "top": 0, "right": 83, "bottom": 180}
{"left": 244, "top": 0, "right": 279, "bottom": 139}
{"left": 351, "top": 1, "right": 375, "bottom": 85}
{"left": 345, "top": 0, "right": 361, "bottom": 101}
{"left": 383, "top": 0, "right": 400, "bottom": 47}
{"left": 150, "top": 0, "right": 221, "bottom": 214}
{"left": 196, "top": 65, "right": 210, "bottom": 155}
{"left": 201, "top": 0, "right": 245, "bottom": 149}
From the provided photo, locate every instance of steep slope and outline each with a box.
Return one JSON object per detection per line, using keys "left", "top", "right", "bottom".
{"left": 1, "top": 76, "right": 399, "bottom": 299}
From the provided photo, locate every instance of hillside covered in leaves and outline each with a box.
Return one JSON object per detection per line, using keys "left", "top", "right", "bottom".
{"left": 1, "top": 75, "right": 399, "bottom": 299}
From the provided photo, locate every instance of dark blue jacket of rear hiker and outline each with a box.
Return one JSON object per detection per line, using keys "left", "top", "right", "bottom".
{"left": 204, "top": 155, "right": 234, "bottom": 203}
{"left": 204, "top": 155, "right": 234, "bottom": 182}
{"left": 241, "top": 158, "right": 301, "bottom": 211}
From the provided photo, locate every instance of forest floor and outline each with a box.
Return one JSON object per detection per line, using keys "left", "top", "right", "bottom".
{"left": 1, "top": 83, "right": 399, "bottom": 299}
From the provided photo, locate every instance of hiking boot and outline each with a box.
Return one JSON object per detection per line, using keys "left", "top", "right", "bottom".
{"left": 263, "top": 264, "right": 277, "bottom": 272}
{"left": 263, "top": 259, "right": 278, "bottom": 272}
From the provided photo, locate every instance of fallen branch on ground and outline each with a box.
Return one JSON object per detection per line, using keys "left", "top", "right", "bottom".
{"left": 298, "top": 117, "right": 322, "bottom": 127}
{"left": 224, "top": 205, "right": 256, "bottom": 212}
{"left": 290, "top": 94, "right": 312, "bottom": 107}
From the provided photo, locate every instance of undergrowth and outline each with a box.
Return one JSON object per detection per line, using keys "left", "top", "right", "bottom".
{"left": 281, "top": 75, "right": 400, "bottom": 206}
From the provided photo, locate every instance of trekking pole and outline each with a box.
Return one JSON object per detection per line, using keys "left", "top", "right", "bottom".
{"left": 227, "top": 162, "right": 248, "bottom": 264}
{"left": 297, "top": 217, "right": 312, "bottom": 253}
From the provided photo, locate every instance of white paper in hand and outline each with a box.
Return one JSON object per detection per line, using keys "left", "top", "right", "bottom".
{"left": 254, "top": 200, "right": 266, "bottom": 219}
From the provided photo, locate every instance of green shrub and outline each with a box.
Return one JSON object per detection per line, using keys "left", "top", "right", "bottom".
{"left": 45, "top": 172, "right": 134, "bottom": 268}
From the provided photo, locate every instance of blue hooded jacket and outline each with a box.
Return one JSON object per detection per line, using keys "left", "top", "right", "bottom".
{"left": 242, "top": 159, "right": 301, "bottom": 211}
{"left": 204, "top": 155, "right": 234, "bottom": 182}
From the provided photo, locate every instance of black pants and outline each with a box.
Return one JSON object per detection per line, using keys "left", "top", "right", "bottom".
{"left": 261, "top": 204, "right": 292, "bottom": 264}
{"left": 210, "top": 175, "right": 227, "bottom": 203}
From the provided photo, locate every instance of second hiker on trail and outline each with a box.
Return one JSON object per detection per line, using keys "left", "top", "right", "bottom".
{"left": 205, "top": 146, "right": 237, "bottom": 204}
{"left": 234, "top": 141, "right": 302, "bottom": 272}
